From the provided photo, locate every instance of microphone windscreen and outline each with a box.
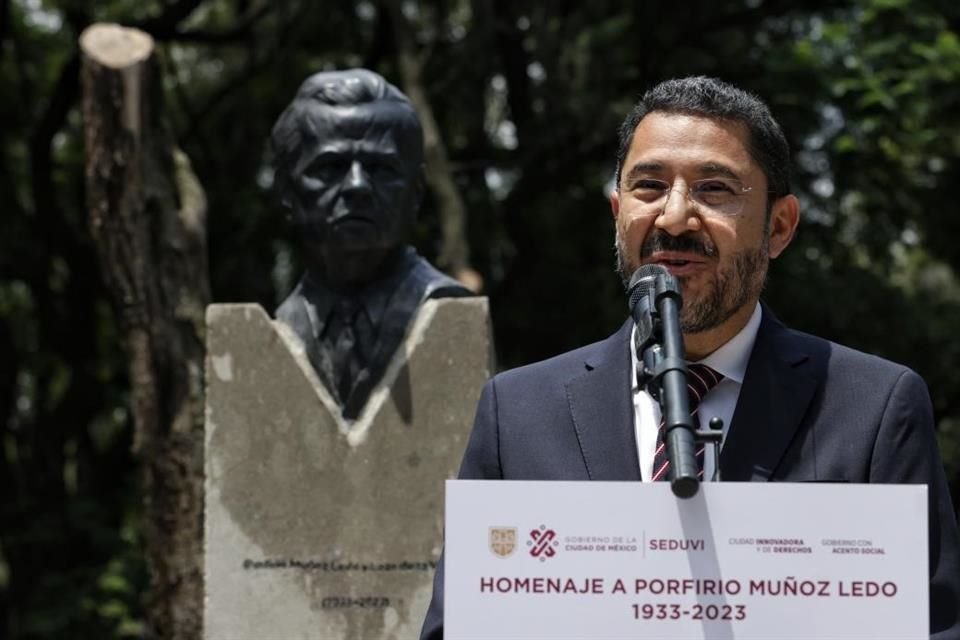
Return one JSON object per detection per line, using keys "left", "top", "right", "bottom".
{"left": 627, "top": 264, "right": 668, "bottom": 310}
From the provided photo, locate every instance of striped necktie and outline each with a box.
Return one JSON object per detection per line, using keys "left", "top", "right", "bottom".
{"left": 651, "top": 364, "right": 724, "bottom": 481}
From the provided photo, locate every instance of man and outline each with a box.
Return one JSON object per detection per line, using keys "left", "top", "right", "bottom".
{"left": 272, "top": 69, "right": 470, "bottom": 419}
{"left": 420, "top": 76, "right": 960, "bottom": 638}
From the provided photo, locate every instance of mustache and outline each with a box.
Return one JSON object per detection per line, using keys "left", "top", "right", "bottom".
{"left": 640, "top": 231, "right": 717, "bottom": 259}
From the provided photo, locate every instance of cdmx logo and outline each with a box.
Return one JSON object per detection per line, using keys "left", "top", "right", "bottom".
{"left": 527, "top": 524, "right": 559, "bottom": 561}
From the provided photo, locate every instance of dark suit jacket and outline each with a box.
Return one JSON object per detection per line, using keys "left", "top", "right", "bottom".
{"left": 421, "top": 305, "right": 960, "bottom": 639}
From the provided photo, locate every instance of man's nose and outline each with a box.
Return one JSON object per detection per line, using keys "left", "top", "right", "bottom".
{"left": 654, "top": 184, "right": 700, "bottom": 235}
{"left": 342, "top": 160, "right": 372, "bottom": 196}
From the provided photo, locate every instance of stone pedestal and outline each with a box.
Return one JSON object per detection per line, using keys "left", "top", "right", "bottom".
{"left": 204, "top": 298, "right": 492, "bottom": 640}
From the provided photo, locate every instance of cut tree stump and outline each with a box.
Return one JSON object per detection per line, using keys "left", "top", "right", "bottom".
{"left": 80, "top": 22, "right": 209, "bottom": 640}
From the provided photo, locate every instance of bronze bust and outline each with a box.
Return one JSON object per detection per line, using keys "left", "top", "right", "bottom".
{"left": 272, "top": 69, "right": 471, "bottom": 419}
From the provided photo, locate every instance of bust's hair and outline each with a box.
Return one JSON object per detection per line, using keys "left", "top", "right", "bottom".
{"left": 271, "top": 69, "right": 422, "bottom": 189}
{"left": 292, "top": 68, "right": 407, "bottom": 106}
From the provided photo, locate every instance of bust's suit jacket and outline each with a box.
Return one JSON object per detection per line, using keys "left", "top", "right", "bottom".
{"left": 421, "top": 305, "right": 960, "bottom": 639}
{"left": 276, "top": 248, "right": 469, "bottom": 418}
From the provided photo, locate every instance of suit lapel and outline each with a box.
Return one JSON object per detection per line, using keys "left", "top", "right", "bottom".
{"left": 720, "top": 306, "right": 819, "bottom": 481}
{"left": 565, "top": 321, "right": 641, "bottom": 481}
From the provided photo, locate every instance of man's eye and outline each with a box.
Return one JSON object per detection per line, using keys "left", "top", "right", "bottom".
{"left": 695, "top": 180, "right": 735, "bottom": 194}
{"left": 304, "top": 157, "right": 348, "bottom": 180}
{"left": 631, "top": 180, "right": 667, "bottom": 200}
{"left": 634, "top": 180, "right": 667, "bottom": 190}
{"left": 367, "top": 161, "right": 398, "bottom": 176}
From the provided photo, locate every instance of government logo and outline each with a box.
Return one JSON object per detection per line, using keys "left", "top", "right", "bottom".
{"left": 488, "top": 527, "right": 517, "bottom": 558}
{"left": 528, "top": 524, "right": 559, "bottom": 561}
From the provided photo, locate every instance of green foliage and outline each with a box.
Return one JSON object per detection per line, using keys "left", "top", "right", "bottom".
{"left": 775, "top": 0, "right": 960, "bottom": 453}
{"left": 3, "top": 0, "right": 960, "bottom": 636}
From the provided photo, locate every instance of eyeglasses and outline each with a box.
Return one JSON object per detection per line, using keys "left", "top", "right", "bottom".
{"left": 629, "top": 178, "right": 757, "bottom": 217}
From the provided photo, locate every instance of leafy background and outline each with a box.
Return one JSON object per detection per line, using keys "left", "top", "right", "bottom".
{"left": 2, "top": 0, "right": 959, "bottom": 636}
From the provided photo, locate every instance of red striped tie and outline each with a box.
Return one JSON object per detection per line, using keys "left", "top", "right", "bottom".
{"left": 651, "top": 364, "right": 724, "bottom": 481}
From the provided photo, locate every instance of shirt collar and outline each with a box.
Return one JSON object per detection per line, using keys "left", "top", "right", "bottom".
{"left": 694, "top": 302, "right": 761, "bottom": 384}
{"left": 630, "top": 301, "right": 761, "bottom": 389}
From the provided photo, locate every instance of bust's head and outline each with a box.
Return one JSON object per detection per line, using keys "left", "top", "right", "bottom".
{"left": 271, "top": 69, "right": 424, "bottom": 289}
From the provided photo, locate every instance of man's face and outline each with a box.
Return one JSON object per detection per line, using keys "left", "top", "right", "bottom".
{"left": 611, "top": 112, "right": 797, "bottom": 348}
{"left": 283, "top": 101, "right": 422, "bottom": 259}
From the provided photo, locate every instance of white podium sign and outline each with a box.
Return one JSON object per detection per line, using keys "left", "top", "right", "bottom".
{"left": 444, "top": 481, "right": 928, "bottom": 640}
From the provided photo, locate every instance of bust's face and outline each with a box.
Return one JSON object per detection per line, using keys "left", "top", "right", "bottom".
{"left": 282, "top": 101, "right": 423, "bottom": 278}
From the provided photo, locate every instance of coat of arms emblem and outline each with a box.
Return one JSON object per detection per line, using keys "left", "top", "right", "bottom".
{"left": 488, "top": 527, "right": 517, "bottom": 558}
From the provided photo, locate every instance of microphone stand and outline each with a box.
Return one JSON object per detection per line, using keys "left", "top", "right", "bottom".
{"left": 634, "top": 271, "right": 723, "bottom": 498}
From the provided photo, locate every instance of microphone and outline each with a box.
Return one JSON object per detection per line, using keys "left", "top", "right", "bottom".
{"left": 627, "top": 265, "right": 700, "bottom": 498}
{"left": 627, "top": 265, "right": 661, "bottom": 355}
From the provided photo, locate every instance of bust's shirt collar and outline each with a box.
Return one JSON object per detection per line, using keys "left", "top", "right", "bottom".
{"left": 299, "top": 247, "right": 419, "bottom": 339}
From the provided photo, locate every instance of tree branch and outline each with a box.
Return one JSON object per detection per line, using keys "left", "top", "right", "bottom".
{"left": 382, "top": 0, "right": 481, "bottom": 290}
{"left": 491, "top": 0, "right": 533, "bottom": 149}
{"left": 175, "top": 49, "right": 276, "bottom": 146}
{"left": 0, "top": 0, "right": 10, "bottom": 63}
{"left": 157, "top": 3, "right": 273, "bottom": 45}
{"left": 362, "top": 2, "right": 392, "bottom": 69}
{"left": 27, "top": 8, "right": 90, "bottom": 256}
{"left": 29, "top": 53, "right": 80, "bottom": 265}
{"left": 132, "top": 0, "right": 205, "bottom": 36}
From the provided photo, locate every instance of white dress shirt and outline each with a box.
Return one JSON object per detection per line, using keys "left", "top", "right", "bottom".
{"left": 632, "top": 303, "right": 762, "bottom": 481}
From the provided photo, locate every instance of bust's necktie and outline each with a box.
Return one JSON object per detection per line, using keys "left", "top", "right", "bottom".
{"left": 652, "top": 364, "right": 724, "bottom": 481}
{"left": 328, "top": 300, "right": 372, "bottom": 404}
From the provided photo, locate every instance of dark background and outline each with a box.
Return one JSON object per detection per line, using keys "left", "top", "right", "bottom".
{"left": 2, "top": 0, "right": 960, "bottom": 636}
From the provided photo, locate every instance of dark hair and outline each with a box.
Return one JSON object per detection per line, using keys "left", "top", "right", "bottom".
{"left": 614, "top": 76, "right": 791, "bottom": 199}
{"left": 271, "top": 69, "right": 422, "bottom": 187}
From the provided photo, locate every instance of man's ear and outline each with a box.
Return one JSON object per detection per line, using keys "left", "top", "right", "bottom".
{"left": 768, "top": 194, "right": 800, "bottom": 259}
{"left": 610, "top": 187, "right": 621, "bottom": 220}
{"left": 275, "top": 173, "right": 294, "bottom": 217}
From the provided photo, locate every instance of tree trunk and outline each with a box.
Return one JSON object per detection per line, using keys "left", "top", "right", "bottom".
{"left": 79, "top": 23, "right": 209, "bottom": 640}
{"left": 383, "top": 1, "right": 483, "bottom": 293}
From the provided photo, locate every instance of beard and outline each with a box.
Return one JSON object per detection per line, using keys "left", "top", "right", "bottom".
{"left": 615, "top": 229, "right": 769, "bottom": 334}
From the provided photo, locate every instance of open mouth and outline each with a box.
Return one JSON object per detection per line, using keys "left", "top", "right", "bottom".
{"left": 648, "top": 254, "right": 708, "bottom": 276}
